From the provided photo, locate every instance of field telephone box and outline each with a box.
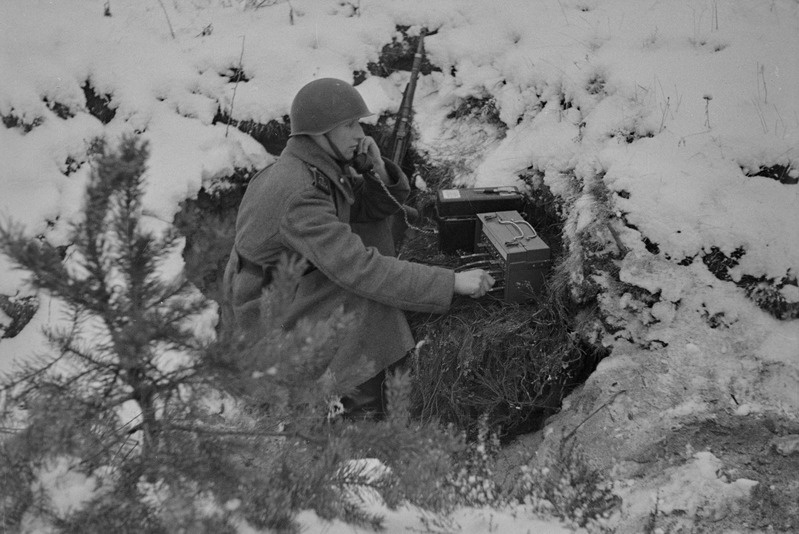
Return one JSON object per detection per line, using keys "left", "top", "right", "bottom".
{"left": 434, "top": 187, "right": 551, "bottom": 303}
{"left": 475, "top": 211, "right": 551, "bottom": 303}
{"left": 435, "top": 186, "right": 525, "bottom": 253}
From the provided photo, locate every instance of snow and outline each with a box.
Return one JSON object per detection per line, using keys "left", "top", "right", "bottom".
{"left": 31, "top": 456, "right": 101, "bottom": 517}
{"left": 1, "top": 0, "right": 798, "bottom": 532}
{"left": 297, "top": 502, "right": 577, "bottom": 534}
{"left": 617, "top": 451, "right": 759, "bottom": 524}
{"left": 0, "top": 293, "right": 68, "bottom": 377}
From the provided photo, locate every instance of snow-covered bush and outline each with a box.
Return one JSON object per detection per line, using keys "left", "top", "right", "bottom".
{"left": 509, "top": 445, "right": 620, "bottom": 531}
{"left": 446, "top": 414, "right": 500, "bottom": 507}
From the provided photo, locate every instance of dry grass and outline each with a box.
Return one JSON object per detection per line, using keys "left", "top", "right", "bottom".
{"left": 405, "top": 227, "right": 604, "bottom": 440}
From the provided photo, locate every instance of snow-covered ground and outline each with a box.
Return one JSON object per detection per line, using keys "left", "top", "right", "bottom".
{"left": 1, "top": 0, "right": 797, "bottom": 532}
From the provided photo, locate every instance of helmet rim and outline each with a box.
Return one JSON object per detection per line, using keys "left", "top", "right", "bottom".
{"left": 289, "top": 78, "right": 373, "bottom": 136}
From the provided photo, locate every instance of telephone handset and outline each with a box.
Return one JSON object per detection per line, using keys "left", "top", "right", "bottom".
{"left": 349, "top": 142, "right": 426, "bottom": 236}
{"left": 350, "top": 152, "right": 374, "bottom": 174}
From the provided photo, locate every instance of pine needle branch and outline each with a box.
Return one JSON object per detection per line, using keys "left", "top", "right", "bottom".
{"left": 166, "top": 422, "right": 328, "bottom": 445}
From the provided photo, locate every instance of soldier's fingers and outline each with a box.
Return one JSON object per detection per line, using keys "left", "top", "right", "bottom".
{"left": 474, "top": 283, "right": 489, "bottom": 298}
{"left": 481, "top": 273, "right": 494, "bottom": 289}
{"left": 366, "top": 137, "right": 383, "bottom": 157}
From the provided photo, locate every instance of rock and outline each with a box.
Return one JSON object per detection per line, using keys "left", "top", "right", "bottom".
{"left": 771, "top": 434, "right": 799, "bottom": 456}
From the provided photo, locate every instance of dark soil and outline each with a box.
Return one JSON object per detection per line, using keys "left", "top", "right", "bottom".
{"left": 647, "top": 412, "right": 799, "bottom": 532}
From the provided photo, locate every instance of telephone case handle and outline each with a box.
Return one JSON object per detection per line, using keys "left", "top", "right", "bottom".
{"left": 497, "top": 215, "right": 537, "bottom": 242}
{"left": 516, "top": 220, "right": 538, "bottom": 239}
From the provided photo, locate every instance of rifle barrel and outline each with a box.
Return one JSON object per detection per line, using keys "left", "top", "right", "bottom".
{"left": 390, "top": 28, "right": 426, "bottom": 165}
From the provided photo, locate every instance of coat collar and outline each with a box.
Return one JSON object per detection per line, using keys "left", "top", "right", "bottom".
{"left": 283, "top": 136, "right": 354, "bottom": 201}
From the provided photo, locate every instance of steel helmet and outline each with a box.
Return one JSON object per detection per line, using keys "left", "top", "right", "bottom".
{"left": 289, "top": 78, "right": 373, "bottom": 136}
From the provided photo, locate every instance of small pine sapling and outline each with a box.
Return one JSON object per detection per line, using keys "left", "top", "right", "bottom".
{"left": 0, "top": 135, "right": 486, "bottom": 531}
{"left": 0, "top": 135, "right": 214, "bottom": 528}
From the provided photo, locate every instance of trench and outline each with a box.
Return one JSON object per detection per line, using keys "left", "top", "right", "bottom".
{"left": 174, "top": 27, "right": 609, "bottom": 442}
{"left": 173, "top": 117, "right": 609, "bottom": 443}
{"left": 397, "top": 165, "right": 609, "bottom": 441}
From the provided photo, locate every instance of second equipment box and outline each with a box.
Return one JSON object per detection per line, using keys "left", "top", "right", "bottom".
{"left": 435, "top": 186, "right": 525, "bottom": 253}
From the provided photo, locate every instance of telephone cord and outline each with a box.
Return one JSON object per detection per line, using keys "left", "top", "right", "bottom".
{"left": 366, "top": 170, "right": 438, "bottom": 236}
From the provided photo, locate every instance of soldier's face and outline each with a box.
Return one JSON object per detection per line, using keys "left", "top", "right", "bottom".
{"left": 323, "top": 120, "right": 364, "bottom": 160}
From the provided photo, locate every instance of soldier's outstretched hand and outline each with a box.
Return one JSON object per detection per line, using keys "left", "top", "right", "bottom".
{"left": 454, "top": 269, "right": 495, "bottom": 299}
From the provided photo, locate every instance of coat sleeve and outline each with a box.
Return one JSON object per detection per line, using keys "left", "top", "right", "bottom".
{"left": 350, "top": 158, "right": 410, "bottom": 222}
{"left": 280, "top": 181, "right": 454, "bottom": 314}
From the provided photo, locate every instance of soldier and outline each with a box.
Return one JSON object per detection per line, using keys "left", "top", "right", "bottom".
{"left": 223, "top": 78, "right": 494, "bottom": 416}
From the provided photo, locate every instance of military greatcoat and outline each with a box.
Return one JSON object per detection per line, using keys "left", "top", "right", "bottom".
{"left": 223, "top": 135, "right": 455, "bottom": 390}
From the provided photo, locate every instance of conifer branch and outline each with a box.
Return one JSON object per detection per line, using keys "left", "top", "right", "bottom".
{"left": 0, "top": 352, "right": 68, "bottom": 393}
{"left": 166, "top": 422, "right": 327, "bottom": 445}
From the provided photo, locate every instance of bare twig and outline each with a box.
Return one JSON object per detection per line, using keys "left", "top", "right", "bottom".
{"left": 703, "top": 94, "right": 713, "bottom": 129}
{"left": 226, "top": 36, "right": 246, "bottom": 138}
{"left": 757, "top": 62, "right": 768, "bottom": 104}
{"left": 156, "top": 0, "right": 176, "bottom": 40}
{"left": 248, "top": 0, "right": 281, "bottom": 7}
{"left": 773, "top": 104, "right": 786, "bottom": 138}
{"left": 562, "top": 389, "right": 627, "bottom": 446}
{"left": 658, "top": 96, "right": 670, "bottom": 133}
{"left": 751, "top": 97, "right": 768, "bottom": 134}
{"left": 712, "top": 0, "right": 719, "bottom": 31}
{"left": 556, "top": 0, "right": 569, "bottom": 25}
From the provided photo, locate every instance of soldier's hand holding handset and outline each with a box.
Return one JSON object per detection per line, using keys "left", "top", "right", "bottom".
{"left": 353, "top": 136, "right": 390, "bottom": 183}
